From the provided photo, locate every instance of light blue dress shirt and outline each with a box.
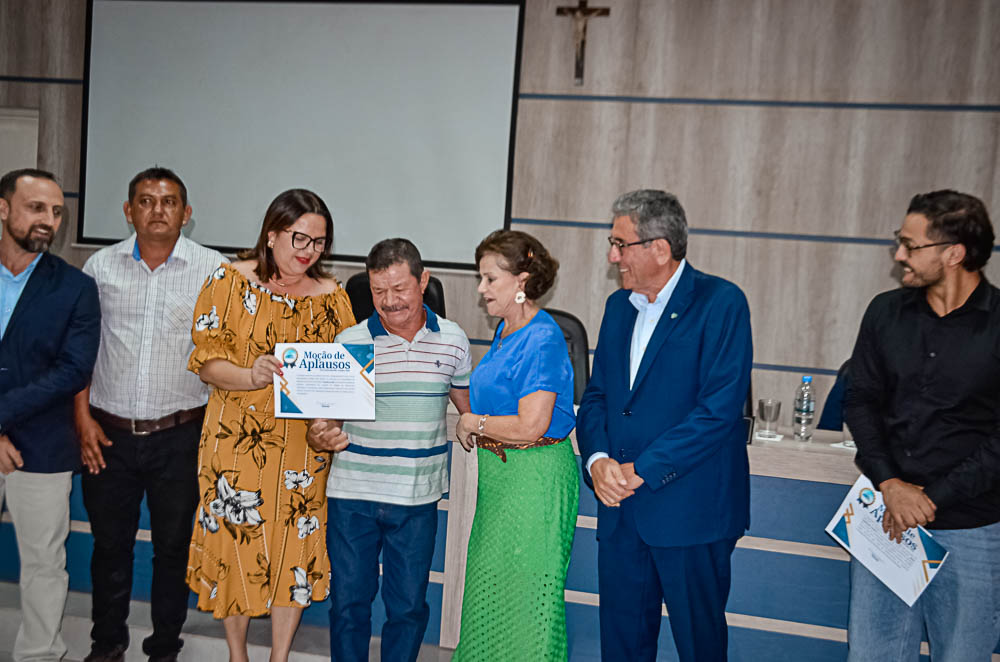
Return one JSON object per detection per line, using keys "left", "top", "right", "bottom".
{"left": 586, "top": 259, "right": 687, "bottom": 473}
{"left": 0, "top": 253, "right": 43, "bottom": 339}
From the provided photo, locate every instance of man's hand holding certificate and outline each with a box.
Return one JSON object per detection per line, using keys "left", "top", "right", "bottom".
{"left": 273, "top": 342, "right": 375, "bottom": 420}
{"left": 826, "top": 475, "right": 949, "bottom": 606}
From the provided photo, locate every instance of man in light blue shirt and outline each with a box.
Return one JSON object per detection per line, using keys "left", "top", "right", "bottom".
{"left": 0, "top": 167, "right": 101, "bottom": 662}
{"left": 0, "top": 252, "right": 42, "bottom": 338}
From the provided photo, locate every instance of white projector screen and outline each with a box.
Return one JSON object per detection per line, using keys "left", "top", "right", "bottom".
{"left": 80, "top": 0, "right": 521, "bottom": 268}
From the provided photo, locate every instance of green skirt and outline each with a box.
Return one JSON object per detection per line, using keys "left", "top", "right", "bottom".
{"left": 452, "top": 440, "right": 580, "bottom": 661}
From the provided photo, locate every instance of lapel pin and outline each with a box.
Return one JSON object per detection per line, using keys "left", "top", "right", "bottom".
{"left": 670, "top": 312, "right": 678, "bottom": 319}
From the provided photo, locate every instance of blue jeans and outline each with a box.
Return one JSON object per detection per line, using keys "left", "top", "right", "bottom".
{"left": 326, "top": 497, "right": 438, "bottom": 662}
{"left": 848, "top": 520, "right": 1000, "bottom": 662}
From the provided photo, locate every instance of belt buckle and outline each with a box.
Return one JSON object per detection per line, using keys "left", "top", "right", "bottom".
{"left": 130, "top": 419, "right": 152, "bottom": 436}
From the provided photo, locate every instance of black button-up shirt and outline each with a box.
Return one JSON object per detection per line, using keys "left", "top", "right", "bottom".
{"left": 845, "top": 278, "right": 1000, "bottom": 529}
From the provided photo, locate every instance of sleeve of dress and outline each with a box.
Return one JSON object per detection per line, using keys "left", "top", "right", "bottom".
{"left": 188, "top": 265, "right": 242, "bottom": 374}
{"left": 318, "top": 288, "right": 358, "bottom": 342}
{"left": 508, "top": 323, "right": 572, "bottom": 399}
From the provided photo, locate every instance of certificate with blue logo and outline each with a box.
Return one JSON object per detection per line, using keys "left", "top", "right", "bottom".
{"left": 826, "top": 475, "right": 948, "bottom": 606}
{"left": 273, "top": 342, "right": 375, "bottom": 420}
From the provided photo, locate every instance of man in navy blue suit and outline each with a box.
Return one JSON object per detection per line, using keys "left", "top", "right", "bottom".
{"left": 577, "top": 189, "right": 753, "bottom": 662}
{"left": 0, "top": 168, "right": 101, "bottom": 661}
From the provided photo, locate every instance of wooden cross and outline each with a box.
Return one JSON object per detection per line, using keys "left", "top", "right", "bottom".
{"left": 556, "top": 0, "right": 610, "bottom": 86}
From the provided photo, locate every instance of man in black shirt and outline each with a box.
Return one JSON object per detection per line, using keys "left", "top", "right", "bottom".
{"left": 845, "top": 190, "right": 1000, "bottom": 661}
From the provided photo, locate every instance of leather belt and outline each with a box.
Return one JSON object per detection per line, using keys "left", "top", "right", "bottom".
{"left": 471, "top": 434, "right": 565, "bottom": 463}
{"left": 91, "top": 406, "right": 206, "bottom": 436}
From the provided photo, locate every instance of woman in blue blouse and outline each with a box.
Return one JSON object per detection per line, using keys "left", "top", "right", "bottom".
{"left": 452, "top": 230, "right": 579, "bottom": 661}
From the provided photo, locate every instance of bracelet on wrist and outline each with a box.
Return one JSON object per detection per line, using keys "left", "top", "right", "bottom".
{"left": 477, "top": 414, "right": 489, "bottom": 433}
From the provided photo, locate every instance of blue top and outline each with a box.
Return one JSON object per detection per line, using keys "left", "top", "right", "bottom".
{"left": 470, "top": 309, "right": 576, "bottom": 439}
{"left": 0, "top": 253, "right": 43, "bottom": 339}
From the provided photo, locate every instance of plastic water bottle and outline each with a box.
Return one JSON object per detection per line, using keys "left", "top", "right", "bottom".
{"left": 793, "top": 375, "right": 815, "bottom": 441}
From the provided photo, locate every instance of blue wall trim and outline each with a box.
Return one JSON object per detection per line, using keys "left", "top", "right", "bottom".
{"left": 513, "top": 218, "right": 610, "bottom": 230}
{"left": 519, "top": 92, "right": 1000, "bottom": 113}
{"left": 0, "top": 74, "right": 84, "bottom": 85}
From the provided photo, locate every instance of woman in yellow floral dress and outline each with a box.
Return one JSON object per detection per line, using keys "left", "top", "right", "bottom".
{"left": 186, "top": 189, "right": 354, "bottom": 662}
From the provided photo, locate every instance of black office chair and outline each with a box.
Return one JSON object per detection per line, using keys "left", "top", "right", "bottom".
{"left": 545, "top": 308, "right": 590, "bottom": 405}
{"left": 345, "top": 271, "right": 446, "bottom": 322}
{"left": 817, "top": 359, "right": 851, "bottom": 431}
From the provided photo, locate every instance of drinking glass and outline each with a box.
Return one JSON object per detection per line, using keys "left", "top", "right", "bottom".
{"left": 841, "top": 422, "right": 856, "bottom": 449}
{"left": 755, "top": 399, "right": 781, "bottom": 441}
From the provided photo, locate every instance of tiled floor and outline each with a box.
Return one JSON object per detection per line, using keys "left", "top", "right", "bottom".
{"left": 0, "top": 582, "right": 452, "bottom": 661}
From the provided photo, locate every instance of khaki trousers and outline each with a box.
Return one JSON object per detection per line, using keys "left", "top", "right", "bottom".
{"left": 0, "top": 470, "right": 72, "bottom": 662}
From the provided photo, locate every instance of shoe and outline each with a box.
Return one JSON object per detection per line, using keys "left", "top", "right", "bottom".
{"left": 83, "top": 644, "right": 127, "bottom": 662}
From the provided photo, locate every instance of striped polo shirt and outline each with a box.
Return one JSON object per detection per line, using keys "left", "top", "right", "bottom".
{"left": 325, "top": 305, "right": 471, "bottom": 505}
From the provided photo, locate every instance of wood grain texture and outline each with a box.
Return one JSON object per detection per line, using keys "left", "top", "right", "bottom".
{"left": 521, "top": 0, "right": 1000, "bottom": 104}
{"left": 0, "top": 82, "right": 82, "bottom": 189}
{"left": 0, "top": 0, "right": 87, "bottom": 79}
{"left": 514, "top": 99, "right": 1000, "bottom": 236}
{"left": 440, "top": 411, "right": 476, "bottom": 649}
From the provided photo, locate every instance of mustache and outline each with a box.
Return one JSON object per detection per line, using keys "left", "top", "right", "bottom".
{"left": 381, "top": 304, "right": 408, "bottom": 313}
{"left": 13, "top": 223, "right": 56, "bottom": 253}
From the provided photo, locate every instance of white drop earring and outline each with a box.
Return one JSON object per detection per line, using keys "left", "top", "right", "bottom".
{"left": 514, "top": 291, "right": 526, "bottom": 304}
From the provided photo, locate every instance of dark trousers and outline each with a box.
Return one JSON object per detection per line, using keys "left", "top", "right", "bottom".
{"left": 326, "top": 497, "right": 438, "bottom": 662}
{"left": 598, "top": 501, "right": 738, "bottom": 662}
{"left": 81, "top": 418, "right": 201, "bottom": 657}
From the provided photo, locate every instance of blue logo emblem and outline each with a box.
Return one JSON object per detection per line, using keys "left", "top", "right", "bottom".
{"left": 282, "top": 347, "right": 299, "bottom": 368}
{"left": 859, "top": 487, "right": 876, "bottom": 506}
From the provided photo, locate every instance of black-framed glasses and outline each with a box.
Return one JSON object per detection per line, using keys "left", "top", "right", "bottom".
{"left": 892, "top": 230, "right": 954, "bottom": 254}
{"left": 607, "top": 235, "right": 668, "bottom": 251}
{"left": 284, "top": 230, "right": 327, "bottom": 253}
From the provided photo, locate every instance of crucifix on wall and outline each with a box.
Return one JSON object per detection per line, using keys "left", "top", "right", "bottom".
{"left": 556, "top": 0, "right": 610, "bottom": 86}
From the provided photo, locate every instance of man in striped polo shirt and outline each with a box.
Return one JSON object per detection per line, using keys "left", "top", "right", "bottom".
{"left": 308, "top": 238, "right": 471, "bottom": 662}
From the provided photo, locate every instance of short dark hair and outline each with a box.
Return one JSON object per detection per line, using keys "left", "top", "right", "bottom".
{"left": 128, "top": 166, "right": 188, "bottom": 206}
{"left": 1, "top": 168, "right": 58, "bottom": 200}
{"left": 239, "top": 188, "right": 333, "bottom": 282}
{"left": 474, "top": 230, "right": 558, "bottom": 300}
{"left": 907, "top": 190, "right": 994, "bottom": 272}
{"left": 611, "top": 189, "right": 688, "bottom": 260}
{"left": 366, "top": 238, "right": 424, "bottom": 279}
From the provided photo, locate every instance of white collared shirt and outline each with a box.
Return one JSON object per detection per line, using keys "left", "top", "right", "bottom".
{"left": 84, "top": 234, "right": 227, "bottom": 419}
{"left": 628, "top": 259, "right": 686, "bottom": 388}
{"left": 586, "top": 259, "right": 686, "bottom": 474}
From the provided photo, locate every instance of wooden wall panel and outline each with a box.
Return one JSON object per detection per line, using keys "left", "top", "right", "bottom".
{"left": 0, "top": 82, "right": 82, "bottom": 189}
{"left": 510, "top": 99, "right": 630, "bottom": 222}
{"left": 514, "top": 99, "right": 1000, "bottom": 236}
{"left": 0, "top": 0, "right": 86, "bottom": 79}
{"left": 522, "top": 0, "right": 1000, "bottom": 104}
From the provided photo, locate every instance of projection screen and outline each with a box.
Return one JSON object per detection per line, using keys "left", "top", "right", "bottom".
{"left": 80, "top": 0, "right": 522, "bottom": 268}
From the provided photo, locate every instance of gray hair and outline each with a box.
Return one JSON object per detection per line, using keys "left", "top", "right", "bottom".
{"left": 611, "top": 189, "right": 687, "bottom": 260}
{"left": 366, "top": 238, "right": 424, "bottom": 279}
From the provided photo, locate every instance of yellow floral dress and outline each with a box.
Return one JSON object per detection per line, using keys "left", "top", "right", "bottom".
{"left": 185, "top": 263, "right": 355, "bottom": 617}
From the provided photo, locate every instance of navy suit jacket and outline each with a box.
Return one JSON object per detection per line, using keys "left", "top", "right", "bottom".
{"left": 577, "top": 264, "right": 753, "bottom": 547}
{"left": 0, "top": 252, "right": 101, "bottom": 473}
